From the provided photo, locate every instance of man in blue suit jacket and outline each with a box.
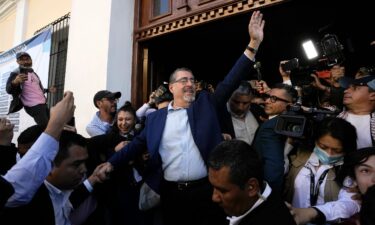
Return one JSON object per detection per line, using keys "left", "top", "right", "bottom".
{"left": 253, "top": 83, "right": 297, "bottom": 194}
{"left": 100, "top": 11, "right": 265, "bottom": 225}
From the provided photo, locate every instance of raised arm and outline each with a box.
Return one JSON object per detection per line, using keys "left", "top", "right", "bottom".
{"left": 3, "top": 91, "right": 75, "bottom": 207}
{"left": 214, "top": 11, "right": 265, "bottom": 106}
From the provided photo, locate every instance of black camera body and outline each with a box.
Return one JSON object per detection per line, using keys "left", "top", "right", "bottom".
{"left": 19, "top": 66, "right": 33, "bottom": 74}
{"left": 288, "top": 34, "right": 345, "bottom": 87}
{"left": 274, "top": 104, "right": 338, "bottom": 138}
{"left": 281, "top": 58, "right": 299, "bottom": 72}
{"left": 320, "top": 34, "right": 345, "bottom": 66}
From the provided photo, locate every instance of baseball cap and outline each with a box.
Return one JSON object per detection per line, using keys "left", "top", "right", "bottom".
{"left": 339, "top": 75, "right": 375, "bottom": 89}
{"left": 351, "top": 75, "right": 375, "bottom": 86}
{"left": 93, "top": 90, "right": 121, "bottom": 108}
{"left": 367, "top": 79, "right": 375, "bottom": 91}
{"left": 16, "top": 52, "right": 31, "bottom": 60}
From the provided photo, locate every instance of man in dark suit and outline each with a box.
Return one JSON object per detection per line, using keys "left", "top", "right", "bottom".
{"left": 99, "top": 11, "right": 265, "bottom": 225}
{"left": 253, "top": 83, "right": 297, "bottom": 194}
{"left": 208, "top": 140, "right": 296, "bottom": 225}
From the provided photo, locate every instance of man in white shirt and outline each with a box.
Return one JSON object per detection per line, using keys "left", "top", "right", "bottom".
{"left": 339, "top": 75, "right": 375, "bottom": 148}
{"left": 86, "top": 90, "right": 121, "bottom": 137}
{"left": 99, "top": 11, "right": 266, "bottom": 225}
{"left": 1, "top": 130, "right": 109, "bottom": 225}
{"left": 220, "top": 81, "right": 262, "bottom": 144}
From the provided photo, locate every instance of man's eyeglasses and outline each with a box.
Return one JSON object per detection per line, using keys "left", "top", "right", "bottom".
{"left": 172, "top": 77, "right": 196, "bottom": 85}
{"left": 264, "top": 94, "right": 290, "bottom": 103}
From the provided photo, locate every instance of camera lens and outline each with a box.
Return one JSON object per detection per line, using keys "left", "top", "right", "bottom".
{"left": 286, "top": 123, "right": 302, "bottom": 133}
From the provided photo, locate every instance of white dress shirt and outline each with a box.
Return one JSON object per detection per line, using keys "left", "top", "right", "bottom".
{"left": 159, "top": 101, "right": 207, "bottom": 181}
{"left": 227, "top": 183, "right": 272, "bottom": 225}
{"left": 86, "top": 111, "right": 111, "bottom": 137}
{"left": 227, "top": 103, "right": 259, "bottom": 145}
{"left": 44, "top": 180, "right": 73, "bottom": 225}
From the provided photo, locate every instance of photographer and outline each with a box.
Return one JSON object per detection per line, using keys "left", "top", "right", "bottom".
{"left": 6, "top": 52, "right": 56, "bottom": 127}
{"left": 278, "top": 58, "right": 345, "bottom": 111}
{"left": 310, "top": 64, "right": 346, "bottom": 111}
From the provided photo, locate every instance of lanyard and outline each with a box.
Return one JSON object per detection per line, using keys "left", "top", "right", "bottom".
{"left": 305, "top": 166, "right": 329, "bottom": 206}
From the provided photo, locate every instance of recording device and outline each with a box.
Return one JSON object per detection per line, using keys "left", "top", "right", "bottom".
{"left": 321, "top": 34, "right": 345, "bottom": 66}
{"left": 67, "top": 116, "right": 75, "bottom": 127}
{"left": 274, "top": 104, "right": 338, "bottom": 138}
{"left": 315, "top": 70, "right": 331, "bottom": 79}
{"left": 155, "top": 84, "right": 168, "bottom": 97}
{"left": 281, "top": 58, "right": 299, "bottom": 71}
{"left": 158, "top": 85, "right": 167, "bottom": 93}
{"left": 253, "top": 62, "right": 262, "bottom": 81}
{"left": 289, "top": 34, "right": 345, "bottom": 87}
{"left": 19, "top": 66, "right": 33, "bottom": 74}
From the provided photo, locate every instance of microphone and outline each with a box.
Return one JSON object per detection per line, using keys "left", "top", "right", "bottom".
{"left": 253, "top": 62, "right": 262, "bottom": 81}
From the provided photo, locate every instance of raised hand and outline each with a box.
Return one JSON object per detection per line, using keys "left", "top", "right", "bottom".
{"left": 48, "top": 86, "right": 57, "bottom": 93}
{"left": 0, "top": 118, "right": 14, "bottom": 146}
{"left": 45, "top": 91, "right": 75, "bottom": 140}
{"left": 12, "top": 74, "right": 28, "bottom": 86}
{"left": 279, "top": 60, "right": 292, "bottom": 81}
{"left": 248, "top": 11, "right": 265, "bottom": 46}
{"left": 114, "top": 141, "right": 129, "bottom": 152}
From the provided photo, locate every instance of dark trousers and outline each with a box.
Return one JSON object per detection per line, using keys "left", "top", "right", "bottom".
{"left": 24, "top": 104, "right": 49, "bottom": 128}
{"left": 160, "top": 178, "right": 227, "bottom": 225}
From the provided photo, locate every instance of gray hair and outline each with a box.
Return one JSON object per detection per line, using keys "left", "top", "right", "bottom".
{"left": 231, "top": 81, "right": 253, "bottom": 98}
{"left": 169, "top": 67, "right": 194, "bottom": 83}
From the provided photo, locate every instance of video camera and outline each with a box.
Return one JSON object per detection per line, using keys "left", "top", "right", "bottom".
{"left": 284, "top": 34, "right": 345, "bottom": 87}
{"left": 274, "top": 104, "right": 338, "bottom": 139}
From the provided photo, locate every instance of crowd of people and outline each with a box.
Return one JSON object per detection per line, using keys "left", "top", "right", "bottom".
{"left": 1, "top": 10, "right": 375, "bottom": 225}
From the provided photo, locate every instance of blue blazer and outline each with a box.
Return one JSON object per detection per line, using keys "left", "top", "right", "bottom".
{"left": 253, "top": 116, "right": 287, "bottom": 193}
{"left": 109, "top": 54, "right": 255, "bottom": 193}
